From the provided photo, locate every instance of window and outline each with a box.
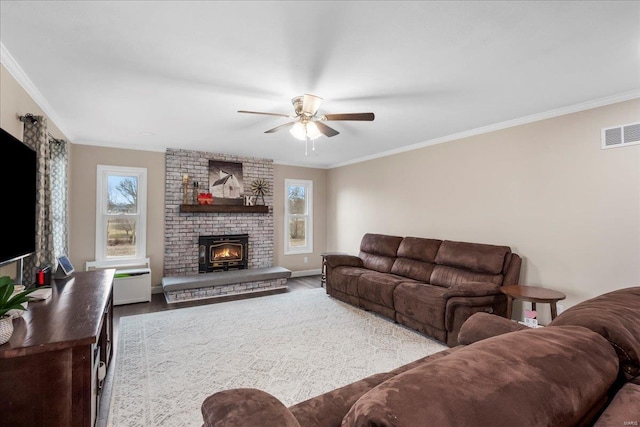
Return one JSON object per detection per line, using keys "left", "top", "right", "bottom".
{"left": 95, "top": 165, "right": 147, "bottom": 265}
{"left": 285, "top": 179, "right": 313, "bottom": 254}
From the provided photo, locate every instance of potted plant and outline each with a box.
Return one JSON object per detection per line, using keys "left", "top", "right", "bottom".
{"left": 0, "top": 275, "right": 39, "bottom": 345}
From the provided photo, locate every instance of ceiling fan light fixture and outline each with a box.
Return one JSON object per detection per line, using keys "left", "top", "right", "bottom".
{"left": 290, "top": 121, "right": 321, "bottom": 141}
{"left": 289, "top": 122, "right": 306, "bottom": 140}
{"left": 306, "top": 121, "right": 322, "bottom": 139}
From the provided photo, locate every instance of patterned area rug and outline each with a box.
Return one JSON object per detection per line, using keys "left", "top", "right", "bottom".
{"left": 107, "top": 288, "right": 447, "bottom": 426}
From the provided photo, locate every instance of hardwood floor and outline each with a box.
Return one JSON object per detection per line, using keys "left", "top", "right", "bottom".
{"left": 97, "top": 275, "right": 323, "bottom": 427}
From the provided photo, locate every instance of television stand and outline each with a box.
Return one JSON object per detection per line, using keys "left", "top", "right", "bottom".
{"left": 0, "top": 269, "right": 115, "bottom": 426}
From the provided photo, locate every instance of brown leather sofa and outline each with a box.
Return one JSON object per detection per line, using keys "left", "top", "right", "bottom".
{"left": 325, "top": 233, "right": 522, "bottom": 346}
{"left": 201, "top": 287, "right": 640, "bottom": 427}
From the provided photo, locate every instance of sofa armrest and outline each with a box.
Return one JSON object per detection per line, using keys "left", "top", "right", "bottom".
{"left": 326, "top": 254, "right": 363, "bottom": 269}
{"left": 443, "top": 282, "right": 502, "bottom": 299}
{"left": 457, "top": 312, "right": 529, "bottom": 345}
{"left": 201, "top": 388, "right": 301, "bottom": 427}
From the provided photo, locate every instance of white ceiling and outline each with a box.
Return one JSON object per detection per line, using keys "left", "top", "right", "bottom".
{"left": 1, "top": 1, "right": 639, "bottom": 168}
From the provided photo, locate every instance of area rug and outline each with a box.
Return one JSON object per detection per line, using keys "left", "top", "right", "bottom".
{"left": 107, "top": 288, "right": 447, "bottom": 426}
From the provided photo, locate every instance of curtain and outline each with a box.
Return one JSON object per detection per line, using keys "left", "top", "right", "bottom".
{"left": 22, "top": 116, "right": 55, "bottom": 284}
{"left": 50, "top": 138, "right": 69, "bottom": 259}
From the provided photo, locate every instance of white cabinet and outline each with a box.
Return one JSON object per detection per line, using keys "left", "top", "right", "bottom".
{"left": 86, "top": 258, "right": 151, "bottom": 305}
{"left": 113, "top": 267, "right": 151, "bottom": 305}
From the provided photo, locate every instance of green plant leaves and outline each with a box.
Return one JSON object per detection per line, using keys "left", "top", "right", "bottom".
{"left": 0, "top": 275, "right": 40, "bottom": 318}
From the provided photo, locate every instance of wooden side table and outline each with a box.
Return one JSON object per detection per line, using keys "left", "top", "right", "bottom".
{"left": 320, "top": 252, "right": 347, "bottom": 288}
{"left": 501, "top": 285, "right": 566, "bottom": 321}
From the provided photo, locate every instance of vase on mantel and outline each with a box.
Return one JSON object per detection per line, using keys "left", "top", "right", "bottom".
{"left": 0, "top": 315, "right": 13, "bottom": 345}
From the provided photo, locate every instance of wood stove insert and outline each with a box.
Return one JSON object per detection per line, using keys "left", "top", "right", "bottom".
{"left": 199, "top": 234, "right": 249, "bottom": 273}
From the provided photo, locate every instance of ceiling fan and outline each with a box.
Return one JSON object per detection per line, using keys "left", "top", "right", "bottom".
{"left": 238, "top": 94, "right": 374, "bottom": 148}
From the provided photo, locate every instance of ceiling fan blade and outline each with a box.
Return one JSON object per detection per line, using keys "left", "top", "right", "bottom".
{"left": 238, "top": 110, "right": 292, "bottom": 118}
{"left": 315, "top": 121, "right": 340, "bottom": 137}
{"left": 302, "top": 94, "right": 323, "bottom": 116}
{"left": 264, "top": 122, "right": 296, "bottom": 134}
{"left": 323, "top": 113, "right": 375, "bottom": 121}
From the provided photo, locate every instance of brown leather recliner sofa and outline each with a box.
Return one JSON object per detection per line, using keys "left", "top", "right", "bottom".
{"left": 201, "top": 286, "right": 640, "bottom": 427}
{"left": 325, "top": 233, "right": 522, "bottom": 346}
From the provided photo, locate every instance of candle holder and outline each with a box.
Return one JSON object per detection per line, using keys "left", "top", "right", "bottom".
{"left": 192, "top": 181, "right": 199, "bottom": 204}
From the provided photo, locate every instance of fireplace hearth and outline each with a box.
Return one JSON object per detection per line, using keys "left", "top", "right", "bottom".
{"left": 199, "top": 234, "right": 249, "bottom": 273}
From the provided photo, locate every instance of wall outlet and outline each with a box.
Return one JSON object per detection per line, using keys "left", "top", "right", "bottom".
{"left": 304, "top": 256, "right": 308, "bottom": 263}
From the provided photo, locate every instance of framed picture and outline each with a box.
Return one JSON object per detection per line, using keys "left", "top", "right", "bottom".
{"left": 209, "top": 160, "right": 244, "bottom": 199}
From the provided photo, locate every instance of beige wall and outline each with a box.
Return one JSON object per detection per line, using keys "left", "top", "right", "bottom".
{"left": 0, "top": 64, "right": 68, "bottom": 279}
{"left": 327, "top": 99, "right": 640, "bottom": 323}
{"left": 0, "top": 65, "right": 66, "bottom": 142}
{"left": 273, "top": 164, "right": 328, "bottom": 273}
{"left": 69, "top": 145, "right": 166, "bottom": 287}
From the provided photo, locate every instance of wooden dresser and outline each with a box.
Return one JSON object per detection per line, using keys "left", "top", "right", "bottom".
{"left": 0, "top": 269, "right": 115, "bottom": 426}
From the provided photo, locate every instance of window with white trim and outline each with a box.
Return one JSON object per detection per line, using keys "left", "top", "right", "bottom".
{"left": 284, "top": 179, "right": 313, "bottom": 254}
{"left": 95, "top": 165, "right": 147, "bottom": 266}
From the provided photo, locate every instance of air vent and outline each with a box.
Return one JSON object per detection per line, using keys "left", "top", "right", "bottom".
{"left": 602, "top": 123, "right": 640, "bottom": 149}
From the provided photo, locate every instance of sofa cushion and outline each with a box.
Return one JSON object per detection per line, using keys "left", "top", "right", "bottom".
{"left": 549, "top": 286, "right": 640, "bottom": 380}
{"left": 593, "top": 380, "right": 640, "bottom": 427}
{"left": 435, "top": 240, "right": 511, "bottom": 275}
{"left": 330, "top": 266, "right": 370, "bottom": 296}
{"left": 390, "top": 237, "right": 441, "bottom": 281}
{"left": 429, "top": 265, "right": 503, "bottom": 288}
{"left": 359, "top": 233, "right": 403, "bottom": 273}
{"left": 202, "top": 388, "right": 301, "bottom": 427}
{"left": 357, "top": 272, "right": 409, "bottom": 308}
{"left": 289, "top": 372, "right": 395, "bottom": 427}
{"left": 343, "top": 326, "right": 619, "bottom": 427}
{"left": 393, "top": 283, "right": 448, "bottom": 329}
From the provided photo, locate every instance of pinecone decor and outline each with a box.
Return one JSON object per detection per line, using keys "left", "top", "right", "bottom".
{"left": 250, "top": 179, "right": 269, "bottom": 205}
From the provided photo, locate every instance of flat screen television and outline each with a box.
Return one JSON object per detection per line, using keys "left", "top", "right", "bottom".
{"left": 0, "top": 128, "right": 37, "bottom": 266}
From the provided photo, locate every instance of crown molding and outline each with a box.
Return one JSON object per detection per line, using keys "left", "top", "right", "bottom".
{"left": 329, "top": 90, "right": 640, "bottom": 169}
{"left": 0, "top": 42, "right": 74, "bottom": 139}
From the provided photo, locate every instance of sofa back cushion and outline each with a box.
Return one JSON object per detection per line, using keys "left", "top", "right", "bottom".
{"left": 549, "top": 286, "right": 640, "bottom": 380}
{"left": 390, "top": 237, "right": 442, "bottom": 281}
{"left": 429, "top": 240, "right": 511, "bottom": 288}
{"left": 429, "top": 266, "right": 504, "bottom": 288}
{"left": 358, "top": 233, "right": 403, "bottom": 273}
{"left": 435, "top": 240, "right": 512, "bottom": 274}
{"left": 343, "top": 326, "right": 619, "bottom": 427}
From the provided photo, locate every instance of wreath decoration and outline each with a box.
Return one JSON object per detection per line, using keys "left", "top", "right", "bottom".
{"left": 250, "top": 179, "right": 269, "bottom": 205}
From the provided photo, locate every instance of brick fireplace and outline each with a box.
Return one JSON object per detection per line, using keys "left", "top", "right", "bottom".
{"left": 164, "top": 149, "right": 274, "bottom": 278}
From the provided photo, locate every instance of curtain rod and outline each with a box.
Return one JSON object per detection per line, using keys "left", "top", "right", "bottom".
{"left": 18, "top": 113, "right": 39, "bottom": 124}
{"left": 19, "top": 113, "right": 65, "bottom": 143}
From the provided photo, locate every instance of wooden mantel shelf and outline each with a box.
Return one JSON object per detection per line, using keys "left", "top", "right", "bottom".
{"left": 180, "top": 204, "right": 269, "bottom": 213}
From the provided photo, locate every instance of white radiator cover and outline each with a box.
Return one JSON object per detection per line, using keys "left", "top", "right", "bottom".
{"left": 114, "top": 267, "right": 151, "bottom": 305}
{"left": 86, "top": 258, "right": 151, "bottom": 306}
